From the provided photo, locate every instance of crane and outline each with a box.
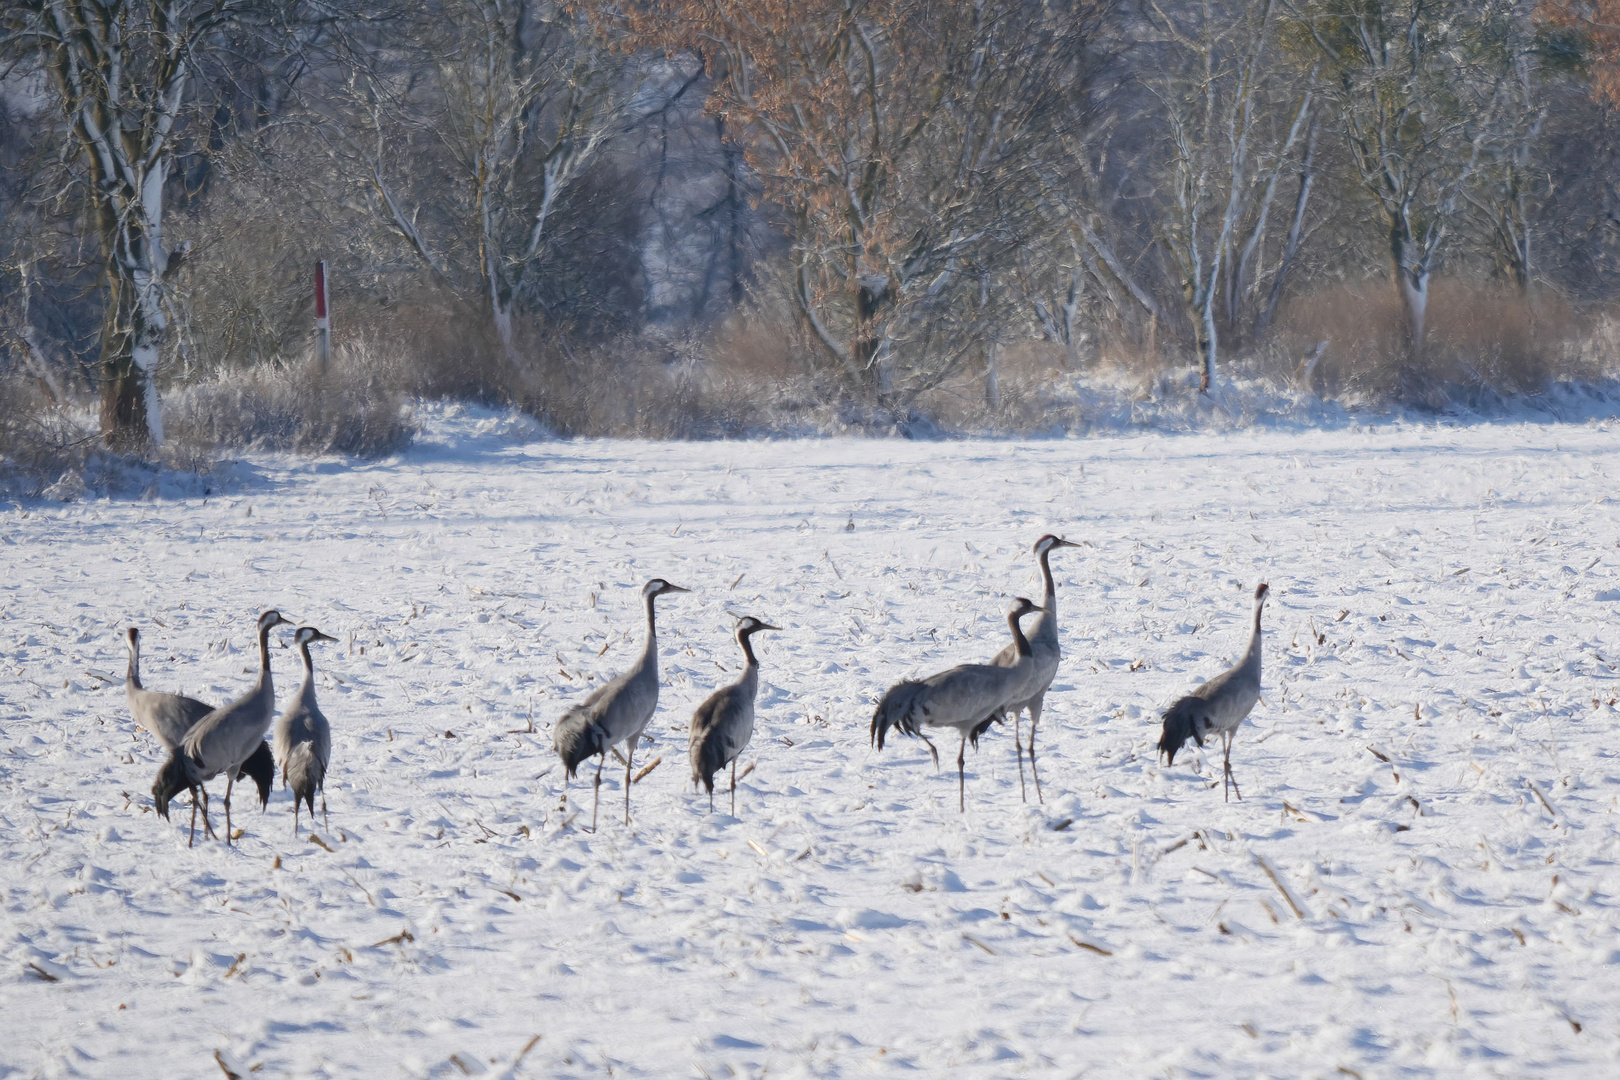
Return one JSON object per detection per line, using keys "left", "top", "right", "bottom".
{"left": 553, "top": 579, "right": 688, "bottom": 830}
{"left": 690, "top": 616, "right": 779, "bottom": 814}
{"left": 990, "top": 534, "right": 1080, "bottom": 802}
{"left": 273, "top": 626, "right": 339, "bottom": 835}
{"left": 152, "top": 610, "right": 292, "bottom": 844}
{"left": 126, "top": 625, "right": 274, "bottom": 838}
{"left": 871, "top": 598, "right": 1040, "bottom": 811}
{"left": 1158, "top": 583, "right": 1270, "bottom": 801}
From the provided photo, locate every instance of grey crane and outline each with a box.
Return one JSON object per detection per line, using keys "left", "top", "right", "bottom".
{"left": 273, "top": 626, "right": 339, "bottom": 836}
{"left": 1158, "top": 583, "right": 1270, "bottom": 802}
{"left": 690, "top": 616, "right": 779, "bottom": 814}
{"left": 125, "top": 626, "right": 275, "bottom": 839}
{"left": 990, "top": 534, "right": 1080, "bottom": 803}
{"left": 553, "top": 579, "right": 688, "bottom": 830}
{"left": 152, "top": 610, "right": 293, "bottom": 845}
{"left": 871, "top": 597, "right": 1041, "bottom": 812}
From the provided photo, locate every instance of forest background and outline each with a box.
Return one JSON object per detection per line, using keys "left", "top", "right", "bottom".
{"left": 4, "top": 0, "right": 1620, "bottom": 478}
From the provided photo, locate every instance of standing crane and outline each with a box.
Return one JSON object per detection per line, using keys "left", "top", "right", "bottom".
{"left": 990, "top": 535, "right": 1080, "bottom": 803}
{"left": 273, "top": 626, "right": 339, "bottom": 836}
{"left": 553, "top": 579, "right": 688, "bottom": 830}
{"left": 126, "top": 625, "right": 274, "bottom": 838}
{"left": 690, "top": 616, "right": 779, "bottom": 814}
{"left": 152, "top": 610, "right": 292, "bottom": 845}
{"left": 1158, "top": 583, "right": 1270, "bottom": 801}
{"left": 871, "top": 598, "right": 1040, "bottom": 812}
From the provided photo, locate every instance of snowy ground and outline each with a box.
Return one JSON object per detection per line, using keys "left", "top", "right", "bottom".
{"left": 4, "top": 405, "right": 1620, "bottom": 1079}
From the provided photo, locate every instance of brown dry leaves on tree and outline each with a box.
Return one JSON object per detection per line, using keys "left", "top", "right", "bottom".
{"left": 1541, "top": 0, "right": 1620, "bottom": 103}
{"left": 614, "top": 0, "right": 1091, "bottom": 394}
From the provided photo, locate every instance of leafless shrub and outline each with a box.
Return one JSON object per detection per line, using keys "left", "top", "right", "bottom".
{"left": 0, "top": 373, "right": 98, "bottom": 492}
{"left": 163, "top": 341, "right": 417, "bottom": 460}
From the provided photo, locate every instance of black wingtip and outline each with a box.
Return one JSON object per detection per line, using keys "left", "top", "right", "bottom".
{"left": 871, "top": 680, "right": 925, "bottom": 752}
{"left": 238, "top": 741, "right": 275, "bottom": 810}
{"left": 553, "top": 708, "right": 605, "bottom": 777}
{"left": 1158, "top": 699, "right": 1197, "bottom": 766}
{"left": 967, "top": 711, "right": 1000, "bottom": 750}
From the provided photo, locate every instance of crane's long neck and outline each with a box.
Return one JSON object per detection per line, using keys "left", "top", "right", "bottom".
{"left": 1008, "top": 612, "right": 1032, "bottom": 659}
{"left": 1238, "top": 600, "right": 1265, "bottom": 676}
{"left": 641, "top": 594, "right": 660, "bottom": 673}
{"left": 126, "top": 634, "right": 143, "bottom": 691}
{"left": 256, "top": 622, "right": 275, "bottom": 698}
{"left": 738, "top": 629, "right": 760, "bottom": 669}
{"left": 298, "top": 640, "right": 318, "bottom": 704}
{"left": 1038, "top": 548, "right": 1057, "bottom": 614}
{"left": 736, "top": 629, "right": 762, "bottom": 699}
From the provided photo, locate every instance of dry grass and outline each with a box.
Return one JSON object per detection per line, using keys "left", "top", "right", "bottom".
{"left": 1270, "top": 279, "right": 1602, "bottom": 407}
{"left": 163, "top": 341, "right": 417, "bottom": 460}
{"left": 527, "top": 324, "right": 836, "bottom": 438}
{"left": 7, "top": 276, "right": 1616, "bottom": 499}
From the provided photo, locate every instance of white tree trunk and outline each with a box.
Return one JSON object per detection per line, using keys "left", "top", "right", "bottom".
{"left": 1398, "top": 267, "right": 1429, "bottom": 354}
{"left": 1199, "top": 299, "right": 1219, "bottom": 393}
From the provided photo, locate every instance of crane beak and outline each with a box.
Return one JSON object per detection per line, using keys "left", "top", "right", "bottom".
{"left": 1054, "top": 538, "right": 1081, "bottom": 548}
{"left": 661, "top": 584, "right": 690, "bottom": 594}
{"left": 757, "top": 623, "right": 781, "bottom": 632}
{"left": 309, "top": 629, "right": 339, "bottom": 643}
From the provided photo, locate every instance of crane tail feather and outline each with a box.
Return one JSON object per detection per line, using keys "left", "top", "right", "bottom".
{"left": 1158, "top": 697, "right": 1200, "bottom": 766}
{"left": 553, "top": 706, "right": 605, "bottom": 778}
{"left": 237, "top": 741, "right": 275, "bottom": 810}
{"left": 691, "top": 734, "right": 724, "bottom": 795}
{"left": 871, "top": 680, "right": 928, "bottom": 751}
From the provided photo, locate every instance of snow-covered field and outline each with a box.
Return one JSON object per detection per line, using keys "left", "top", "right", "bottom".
{"left": 4, "top": 406, "right": 1620, "bottom": 1078}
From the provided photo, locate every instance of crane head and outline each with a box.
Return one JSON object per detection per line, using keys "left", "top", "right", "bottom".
{"left": 126, "top": 626, "right": 140, "bottom": 647}
{"left": 295, "top": 626, "right": 338, "bottom": 647}
{"left": 736, "top": 616, "right": 780, "bottom": 636}
{"left": 644, "top": 579, "right": 690, "bottom": 598}
{"left": 257, "top": 610, "right": 293, "bottom": 633}
{"left": 1254, "top": 583, "right": 1270, "bottom": 606}
{"left": 151, "top": 751, "right": 190, "bottom": 820}
{"left": 1035, "top": 534, "right": 1080, "bottom": 554}
{"left": 1009, "top": 596, "right": 1041, "bottom": 620}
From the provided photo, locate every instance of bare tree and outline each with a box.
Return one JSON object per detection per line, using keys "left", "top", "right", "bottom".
{"left": 327, "top": 0, "right": 636, "bottom": 367}
{"left": 1, "top": 0, "right": 292, "bottom": 451}
{"left": 1292, "top": 0, "right": 1514, "bottom": 360}
{"left": 1143, "top": 0, "right": 1315, "bottom": 390}
{"left": 629, "top": 0, "right": 1099, "bottom": 404}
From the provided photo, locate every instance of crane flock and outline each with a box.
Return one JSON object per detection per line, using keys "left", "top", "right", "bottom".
{"left": 124, "top": 534, "right": 1271, "bottom": 843}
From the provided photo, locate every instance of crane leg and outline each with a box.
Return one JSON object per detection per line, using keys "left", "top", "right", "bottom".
{"left": 223, "top": 772, "right": 235, "bottom": 846}
{"left": 708, "top": 782, "right": 714, "bottom": 814}
{"left": 920, "top": 734, "right": 940, "bottom": 771}
{"left": 294, "top": 797, "right": 301, "bottom": 837}
{"left": 1224, "top": 732, "right": 1242, "bottom": 802}
{"left": 1028, "top": 697, "right": 1045, "bottom": 804}
{"left": 187, "top": 788, "right": 199, "bottom": 848}
{"left": 957, "top": 735, "right": 968, "bottom": 813}
{"left": 321, "top": 791, "right": 329, "bottom": 832}
{"left": 624, "top": 738, "right": 636, "bottom": 826}
{"left": 591, "top": 753, "right": 604, "bottom": 832}
{"left": 1014, "top": 711, "right": 1028, "bottom": 803}
{"left": 730, "top": 758, "right": 737, "bottom": 816}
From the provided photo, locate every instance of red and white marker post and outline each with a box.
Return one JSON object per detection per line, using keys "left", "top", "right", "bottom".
{"left": 314, "top": 260, "right": 331, "bottom": 373}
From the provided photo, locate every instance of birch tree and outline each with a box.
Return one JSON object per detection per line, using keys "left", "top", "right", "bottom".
{"left": 1, "top": 0, "right": 281, "bottom": 452}
{"left": 1146, "top": 0, "right": 1314, "bottom": 390}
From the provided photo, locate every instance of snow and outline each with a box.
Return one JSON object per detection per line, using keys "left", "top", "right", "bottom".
{"left": 4, "top": 404, "right": 1620, "bottom": 1077}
